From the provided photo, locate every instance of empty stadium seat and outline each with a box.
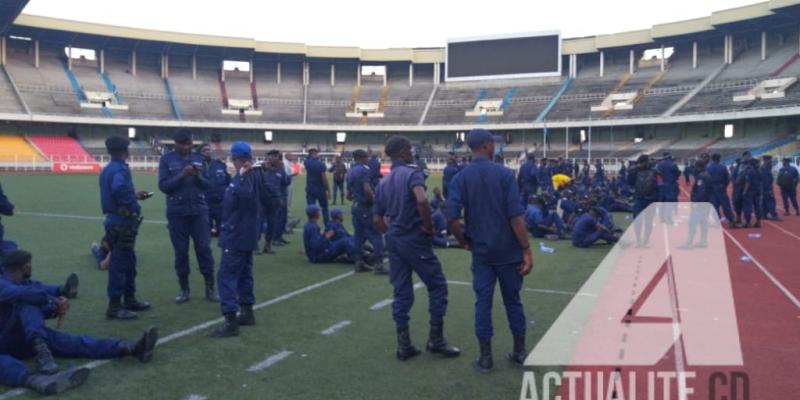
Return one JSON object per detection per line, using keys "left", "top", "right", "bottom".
{"left": 28, "top": 135, "right": 94, "bottom": 162}
{"left": 0, "top": 134, "right": 46, "bottom": 162}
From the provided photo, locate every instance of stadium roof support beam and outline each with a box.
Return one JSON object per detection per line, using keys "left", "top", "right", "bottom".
{"left": 99, "top": 49, "right": 104, "bottom": 74}
{"left": 693, "top": 41, "right": 698, "bottom": 69}
{"left": 0, "top": 37, "right": 5, "bottom": 66}
{"left": 629, "top": 50, "right": 635, "bottom": 75}
{"left": 277, "top": 62, "right": 281, "bottom": 84}
{"left": 130, "top": 50, "right": 136, "bottom": 77}
{"left": 762, "top": 31, "right": 768, "bottom": 60}
{"left": 409, "top": 63, "right": 413, "bottom": 87}
{"left": 331, "top": 64, "right": 335, "bottom": 87}
{"left": 33, "top": 39, "right": 38, "bottom": 68}
{"left": 599, "top": 51, "right": 604, "bottom": 78}
{"left": 433, "top": 63, "right": 440, "bottom": 86}
{"left": 192, "top": 54, "right": 196, "bottom": 80}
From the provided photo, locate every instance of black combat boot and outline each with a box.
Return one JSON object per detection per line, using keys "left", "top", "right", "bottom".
{"left": 120, "top": 326, "right": 159, "bottom": 363}
{"left": 24, "top": 367, "right": 90, "bottom": 395}
{"left": 425, "top": 320, "right": 461, "bottom": 357}
{"left": 208, "top": 313, "right": 239, "bottom": 338}
{"left": 59, "top": 273, "right": 79, "bottom": 299}
{"left": 396, "top": 325, "right": 421, "bottom": 361}
{"left": 507, "top": 335, "right": 527, "bottom": 367}
{"left": 175, "top": 278, "right": 190, "bottom": 304}
{"left": 353, "top": 257, "right": 373, "bottom": 273}
{"left": 123, "top": 294, "right": 152, "bottom": 312}
{"left": 475, "top": 337, "right": 493, "bottom": 373}
{"left": 31, "top": 337, "right": 59, "bottom": 375}
{"left": 238, "top": 304, "right": 256, "bottom": 326}
{"left": 106, "top": 298, "right": 137, "bottom": 320}
{"left": 204, "top": 275, "right": 220, "bottom": 303}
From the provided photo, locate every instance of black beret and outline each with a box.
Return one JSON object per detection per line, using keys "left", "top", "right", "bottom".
{"left": 2, "top": 250, "right": 32, "bottom": 271}
{"left": 173, "top": 128, "right": 193, "bottom": 144}
{"left": 105, "top": 136, "right": 130, "bottom": 151}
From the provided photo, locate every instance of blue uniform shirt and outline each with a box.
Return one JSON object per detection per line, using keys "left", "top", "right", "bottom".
{"left": 525, "top": 204, "right": 544, "bottom": 229}
{"left": 759, "top": 163, "right": 774, "bottom": 192}
{"left": 744, "top": 167, "right": 761, "bottom": 194}
{"left": 656, "top": 159, "right": 680, "bottom": 186}
{"left": 303, "top": 221, "right": 328, "bottom": 262}
{"left": 445, "top": 157, "right": 525, "bottom": 266}
{"left": 706, "top": 161, "right": 730, "bottom": 188}
{"left": 368, "top": 156, "right": 382, "bottom": 186}
{"left": 99, "top": 159, "right": 141, "bottom": 225}
{"left": 0, "top": 183, "right": 14, "bottom": 243}
{"left": 205, "top": 159, "right": 231, "bottom": 204}
{"left": 372, "top": 161, "right": 427, "bottom": 237}
{"left": 432, "top": 209, "right": 448, "bottom": 236}
{"left": 158, "top": 151, "right": 209, "bottom": 217}
{"left": 0, "top": 276, "right": 57, "bottom": 328}
{"left": 325, "top": 220, "right": 351, "bottom": 241}
{"left": 571, "top": 213, "right": 597, "bottom": 245}
{"left": 443, "top": 161, "right": 460, "bottom": 193}
{"left": 219, "top": 171, "right": 265, "bottom": 252}
{"left": 691, "top": 171, "right": 713, "bottom": 202}
{"left": 304, "top": 156, "right": 327, "bottom": 192}
{"left": 346, "top": 163, "right": 372, "bottom": 205}
{"left": 264, "top": 165, "right": 289, "bottom": 199}
{"left": 778, "top": 166, "right": 799, "bottom": 188}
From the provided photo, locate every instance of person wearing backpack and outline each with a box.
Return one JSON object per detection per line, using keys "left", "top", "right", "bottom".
{"left": 777, "top": 158, "right": 799, "bottom": 216}
{"left": 329, "top": 156, "right": 348, "bottom": 206}
{"left": 759, "top": 155, "right": 781, "bottom": 221}
{"left": 731, "top": 152, "right": 752, "bottom": 224}
{"left": 627, "top": 155, "right": 659, "bottom": 247}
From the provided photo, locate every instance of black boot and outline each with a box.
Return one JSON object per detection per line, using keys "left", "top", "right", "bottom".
{"left": 353, "top": 257, "right": 373, "bottom": 273}
{"left": 120, "top": 326, "right": 159, "bottom": 363}
{"left": 475, "top": 337, "right": 493, "bottom": 373}
{"left": 106, "top": 299, "right": 138, "bottom": 320}
{"left": 59, "top": 273, "right": 79, "bottom": 299}
{"left": 507, "top": 335, "right": 527, "bottom": 367}
{"left": 123, "top": 294, "right": 152, "bottom": 312}
{"left": 32, "top": 337, "right": 59, "bottom": 375}
{"left": 208, "top": 313, "right": 239, "bottom": 338}
{"left": 24, "top": 367, "right": 90, "bottom": 395}
{"left": 425, "top": 320, "right": 461, "bottom": 357}
{"left": 175, "top": 278, "right": 190, "bottom": 304}
{"left": 395, "top": 326, "right": 421, "bottom": 361}
{"left": 238, "top": 304, "right": 256, "bottom": 326}
{"left": 204, "top": 276, "right": 220, "bottom": 303}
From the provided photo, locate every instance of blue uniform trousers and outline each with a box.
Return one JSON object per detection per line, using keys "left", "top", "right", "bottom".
{"left": 217, "top": 249, "right": 255, "bottom": 315}
{"left": 351, "top": 204, "right": 384, "bottom": 259}
{"left": 332, "top": 180, "right": 345, "bottom": 204}
{"left": 709, "top": 186, "right": 735, "bottom": 222}
{"left": 278, "top": 195, "right": 289, "bottom": 235}
{"left": 573, "top": 230, "right": 618, "bottom": 248}
{"left": 0, "top": 305, "right": 123, "bottom": 360}
{"left": 472, "top": 262, "right": 525, "bottom": 338}
{"left": 742, "top": 191, "right": 762, "bottom": 224}
{"left": 208, "top": 201, "right": 223, "bottom": 234}
{"left": 0, "top": 355, "right": 29, "bottom": 387}
{"left": 386, "top": 233, "right": 448, "bottom": 328}
{"left": 761, "top": 191, "right": 779, "bottom": 219}
{"left": 265, "top": 198, "right": 283, "bottom": 242}
{"left": 781, "top": 187, "right": 799, "bottom": 213}
{"left": 306, "top": 188, "right": 330, "bottom": 224}
{"left": 733, "top": 188, "right": 744, "bottom": 219}
{"left": 529, "top": 213, "right": 565, "bottom": 238}
{"left": 104, "top": 223, "right": 137, "bottom": 300}
{"left": 167, "top": 214, "right": 215, "bottom": 279}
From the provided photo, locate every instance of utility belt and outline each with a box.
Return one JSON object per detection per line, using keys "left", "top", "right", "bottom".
{"left": 107, "top": 215, "right": 143, "bottom": 251}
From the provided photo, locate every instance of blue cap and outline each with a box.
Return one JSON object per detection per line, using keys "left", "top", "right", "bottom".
{"left": 466, "top": 128, "right": 502, "bottom": 149}
{"left": 305, "top": 205, "right": 321, "bottom": 216}
{"left": 331, "top": 208, "right": 343, "bottom": 218}
{"left": 230, "top": 141, "right": 252, "bottom": 159}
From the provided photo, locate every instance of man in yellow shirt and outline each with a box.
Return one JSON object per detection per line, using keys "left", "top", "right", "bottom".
{"left": 552, "top": 173, "right": 572, "bottom": 191}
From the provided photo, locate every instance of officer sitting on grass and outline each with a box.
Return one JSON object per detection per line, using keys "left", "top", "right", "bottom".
{"left": 303, "top": 205, "right": 358, "bottom": 265}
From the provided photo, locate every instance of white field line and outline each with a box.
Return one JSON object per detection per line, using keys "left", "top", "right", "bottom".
{"left": 320, "top": 320, "right": 352, "bottom": 336}
{"left": 245, "top": 350, "right": 294, "bottom": 372}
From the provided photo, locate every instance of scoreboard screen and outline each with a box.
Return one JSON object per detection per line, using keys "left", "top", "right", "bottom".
{"left": 446, "top": 31, "right": 561, "bottom": 82}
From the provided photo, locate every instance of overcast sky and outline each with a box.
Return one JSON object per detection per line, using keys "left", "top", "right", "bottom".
{"left": 21, "top": 0, "right": 757, "bottom": 48}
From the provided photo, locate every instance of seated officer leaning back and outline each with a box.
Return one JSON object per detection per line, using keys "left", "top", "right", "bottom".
{"left": 445, "top": 128, "right": 533, "bottom": 373}
{"left": 99, "top": 136, "right": 153, "bottom": 320}
{"left": 372, "top": 135, "right": 461, "bottom": 362}
{"left": 158, "top": 129, "right": 218, "bottom": 304}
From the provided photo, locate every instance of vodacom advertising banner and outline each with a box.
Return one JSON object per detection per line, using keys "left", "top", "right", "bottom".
{"left": 52, "top": 162, "right": 102, "bottom": 174}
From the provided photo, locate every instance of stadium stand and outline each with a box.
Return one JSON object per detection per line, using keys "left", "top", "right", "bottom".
{"left": 0, "top": 134, "right": 45, "bottom": 162}
{"left": 27, "top": 135, "right": 94, "bottom": 162}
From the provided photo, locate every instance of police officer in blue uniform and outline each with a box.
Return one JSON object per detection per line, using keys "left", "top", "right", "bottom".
{"left": 158, "top": 129, "right": 217, "bottom": 304}
{"left": 0, "top": 182, "right": 16, "bottom": 269}
{"left": 200, "top": 143, "right": 231, "bottom": 237}
{"left": 518, "top": 153, "right": 539, "bottom": 207}
{"left": 302, "top": 205, "right": 355, "bottom": 264}
{"left": 442, "top": 153, "right": 460, "bottom": 200}
{"left": 706, "top": 153, "right": 737, "bottom": 228}
{"left": 0, "top": 250, "right": 158, "bottom": 373}
{"left": 656, "top": 152, "right": 680, "bottom": 223}
{"left": 208, "top": 142, "right": 266, "bottom": 338}
{"left": 759, "top": 155, "right": 781, "bottom": 221}
{"left": 368, "top": 152, "right": 383, "bottom": 187}
{"left": 778, "top": 158, "right": 799, "bottom": 216}
{"left": 627, "top": 154, "right": 659, "bottom": 247}
{"left": 679, "top": 160, "right": 713, "bottom": 249}
{"left": 742, "top": 158, "right": 762, "bottom": 228}
{"left": 445, "top": 129, "right": 531, "bottom": 372}
{"left": 593, "top": 159, "right": 606, "bottom": 186}
{"left": 346, "top": 149, "right": 385, "bottom": 273}
{"left": 304, "top": 149, "right": 331, "bottom": 224}
{"left": 373, "top": 135, "right": 460, "bottom": 362}
{"left": 99, "top": 136, "right": 152, "bottom": 320}
{"left": 261, "top": 150, "right": 291, "bottom": 254}
{"left": 731, "top": 152, "right": 752, "bottom": 224}
{"left": 571, "top": 208, "right": 618, "bottom": 248}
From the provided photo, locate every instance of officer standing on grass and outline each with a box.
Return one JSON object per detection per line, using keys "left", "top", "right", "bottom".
{"left": 372, "top": 135, "right": 460, "bottom": 362}
{"left": 99, "top": 136, "right": 152, "bottom": 320}
{"left": 518, "top": 153, "right": 539, "bottom": 207}
{"left": 346, "top": 149, "right": 385, "bottom": 274}
{"left": 261, "top": 150, "right": 290, "bottom": 255}
{"left": 445, "top": 128, "right": 532, "bottom": 373}
{"left": 0, "top": 181, "right": 16, "bottom": 268}
{"left": 442, "top": 153, "right": 460, "bottom": 199}
{"left": 209, "top": 142, "right": 265, "bottom": 338}
{"left": 159, "top": 129, "right": 218, "bottom": 304}
{"left": 778, "top": 158, "right": 799, "bottom": 216}
{"left": 304, "top": 149, "right": 331, "bottom": 224}
{"left": 199, "top": 144, "right": 231, "bottom": 237}
{"left": 368, "top": 151, "right": 382, "bottom": 187}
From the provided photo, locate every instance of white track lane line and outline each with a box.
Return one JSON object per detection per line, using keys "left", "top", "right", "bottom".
{"left": 764, "top": 220, "right": 800, "bottom": 242}
{"left": 246, "top": 350, "right": 294, "bottom": 372}
{"left": 0, "top": 271, "right": 355, "bottom": 400}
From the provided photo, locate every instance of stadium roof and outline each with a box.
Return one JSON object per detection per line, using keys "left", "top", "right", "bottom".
{"left": 0, "top": 0, "right": 29, "bottom": 35}
{"left": 9, "top": 0, "right": 800, "bottom": 62}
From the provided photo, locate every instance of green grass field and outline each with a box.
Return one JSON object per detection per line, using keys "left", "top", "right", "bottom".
{"left": 0, "top": 173, "right": 624, "bottom": 400}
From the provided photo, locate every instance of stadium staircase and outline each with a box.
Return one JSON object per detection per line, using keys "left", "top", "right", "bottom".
{"left": 377, "top": 85, "right": 390, "bottom": 113}
{"left": 27, "top": 135, "right": 94, "bottom": 162}
{"left": 771, "top": 53, "right": 800, "bottom": 77}
{"left": 60, "top": 59, "right": 87, "bottom": 102}
{"left": 1, "top": 65, "right": 30, "bottom": 114}
{"left": 349, "top": 85, "right": 361, "bottom": 112}
{"left": 475, "top": 89, "right": 489, "bottom": 123}
{"left": 645, "top": 136, "right": 681, "bottom": 157}
{"left": 535, "top": 78, "right": 573, "bottom": 122}
{"left": 662, "top": 63, "right": 727, "bottom": 117}
{"left": 498, "top": 87, "right": 517, "bottom": 111}
{"left": 609, "top": 70, "right": 666, "bottom": 119}
{"left": 601, "top": 73, "right": 633, "bottom": 118}
{"left": 418, "top": 85, "right": 438, "bottom": 126}
{"left": 163, "top": 78, "right": 182, "bottom": 120}
{"left": 101, "top": 71, "right": 124, "bottom": 105}
{"left": 0, "top": 135, "right": 46, "bottom": 162}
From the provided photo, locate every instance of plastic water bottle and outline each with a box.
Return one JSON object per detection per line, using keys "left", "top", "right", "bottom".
{"left": 539, "top": 242, "right": 555, "bottom": 254}
{"left": 747, "top": 233, "right": 761, "bottom": 239}
{"left": 740, "top": 256, "right": 752, "bottom": 263}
